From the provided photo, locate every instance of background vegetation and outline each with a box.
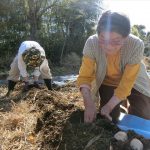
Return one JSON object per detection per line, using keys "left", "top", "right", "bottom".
{"left": 132, "top": 25, "right": 150, "bottom": 56}
{"left": 0, "top": 0, "right": 102, "bottom": 75}
{"left": 0, "top": 0, "right": 150, "bottom": 75}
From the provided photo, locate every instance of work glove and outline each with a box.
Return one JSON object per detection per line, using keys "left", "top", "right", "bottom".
{"left": 33, "top": 81, "right": 42, "bottom": 89}
{"left": 23, "top": 81, "right": 30, "bottom": 92}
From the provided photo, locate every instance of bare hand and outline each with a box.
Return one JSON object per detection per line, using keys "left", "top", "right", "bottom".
{"left": 100, "top": 95, "right": 121, "bottom": 121}
{"left": 84, "top": 101, "right": 97, "bottom": 123}
{"left": 80, "top": 87, "right": 97, "bottom": 123}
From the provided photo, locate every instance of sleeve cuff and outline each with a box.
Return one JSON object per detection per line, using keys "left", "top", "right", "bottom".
{"left": 21, "top": 72, "right": 28, "bottom": 78}
{"left": 114, "top": 91, "right": 127, "bottom": 101}
{"left": 79, "top": 84, "right": 91, "bottom": 91}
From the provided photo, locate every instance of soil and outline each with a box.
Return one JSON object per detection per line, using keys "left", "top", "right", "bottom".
{"left": 0, "top": 81, "right": 150, "bottom": 150}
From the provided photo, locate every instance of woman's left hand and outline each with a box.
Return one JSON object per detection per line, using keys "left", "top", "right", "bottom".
{"left": 100, "top": 95, "right": 121, "bottom": 121}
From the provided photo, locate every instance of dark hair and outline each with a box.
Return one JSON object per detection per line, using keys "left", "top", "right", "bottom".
{"left": 97, "top": 10, "right": 131, "bottom": 37}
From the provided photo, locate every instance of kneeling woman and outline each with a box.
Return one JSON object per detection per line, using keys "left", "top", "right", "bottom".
{"left": 77, "top": 11, "right": 150, "bottom": 123}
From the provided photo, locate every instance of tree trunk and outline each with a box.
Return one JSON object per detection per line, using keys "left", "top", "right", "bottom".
{"left": 27, "top": 0, "right": 38, "bottom": 40}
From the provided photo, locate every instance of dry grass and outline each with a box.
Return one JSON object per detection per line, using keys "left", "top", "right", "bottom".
{"left": 0, "top": 82, "right": 83, "bottom": 150}
{"left": 0, "top": 100, "right": 41, "bottom": 150}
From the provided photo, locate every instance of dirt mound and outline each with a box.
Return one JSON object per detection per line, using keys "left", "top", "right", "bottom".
{"left": 0, "top": 82, "right": 150, "bottom": 150}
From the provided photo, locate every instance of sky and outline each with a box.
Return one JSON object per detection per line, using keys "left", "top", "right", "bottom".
{"left": 103, "top": 0, "right": 150, "bottom": 32}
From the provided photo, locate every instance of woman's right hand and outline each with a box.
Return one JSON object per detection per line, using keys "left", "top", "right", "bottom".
{"left": 81, "top": 87, "right": 97, "bottom": 123}
{"left": 84, "top": 100, "right": 97, "bottom": 123}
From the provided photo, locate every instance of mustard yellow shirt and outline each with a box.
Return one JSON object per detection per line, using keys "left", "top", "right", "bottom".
{"left": 103, "top": 51, "right": 122, "bottom": 86}
{"left": 77, "top": 53, "right": 140, "bottom": 100}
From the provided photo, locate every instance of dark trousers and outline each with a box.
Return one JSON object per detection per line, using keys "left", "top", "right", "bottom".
{"left": 99, "top": 84, "right": 150, "bottom": 120}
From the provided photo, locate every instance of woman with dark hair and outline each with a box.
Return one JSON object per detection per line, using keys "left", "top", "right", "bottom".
{"left": 77, "top": 11, "right": 150, "bottom": 123}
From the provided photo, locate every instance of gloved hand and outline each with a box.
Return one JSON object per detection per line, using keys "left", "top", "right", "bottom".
{"left": 33, "top": 81, "right": 42, "bottom": 89}
{"left": 23, "top": 81, "right": 30, "bottom": 91}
